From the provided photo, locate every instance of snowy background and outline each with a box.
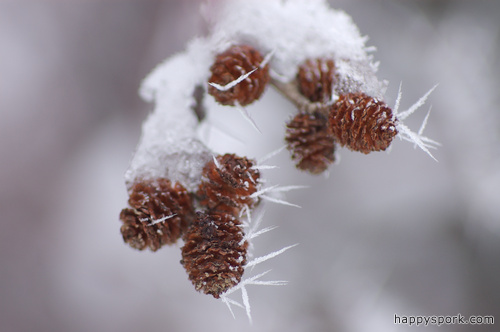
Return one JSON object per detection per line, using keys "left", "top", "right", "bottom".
{"left": 1, "top": 0, "right": 500, "bottom": 331}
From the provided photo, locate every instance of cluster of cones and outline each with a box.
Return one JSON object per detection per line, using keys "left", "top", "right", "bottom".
{"left": 120, "top": 43, "right": 400, "bottom": 298}
{"left": 208, "top": 45, "right": 399, "bottom": 175}
{"left": 120, "top": 154, "right": 260, "bottom": 298}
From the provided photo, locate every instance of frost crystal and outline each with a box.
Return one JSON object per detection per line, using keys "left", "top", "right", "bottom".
{"left": 220, "top": 206, "right": 297, "bottom": 322}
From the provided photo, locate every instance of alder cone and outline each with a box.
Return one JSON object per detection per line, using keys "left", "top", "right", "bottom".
{"left": 329, "top": 93, "right": 398, "bottom": 153}
{"left": 119, "top": 178, "right": 194, "bottom": 251}
{"left": 197, "top": 154, "right": 260, "bottom": 215}
{"left": 285, "top": 112, "right": 335, "bottom": 174}
{"left": 181, "top": 211, "right": 248, "bottom": 298}
{"left": 297, "top": 58, "right": 336, "bottom": 103}
{"left": 208, "top": 45, "right": 269, "bottom": 106}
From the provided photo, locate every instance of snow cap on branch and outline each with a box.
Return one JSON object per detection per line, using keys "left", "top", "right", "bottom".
{"left": 126, "top": 52, "right": 212, "bottom": 192}
{"left": 207, "top": 0, "right": 387, "bottom": 98}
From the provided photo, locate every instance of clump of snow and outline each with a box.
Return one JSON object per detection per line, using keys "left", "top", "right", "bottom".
{"left": 126, "top": 52, "right": 212, "bottom": 192}
{"left": 124, "top": 110, "right": 211, "bottom": 192}
{"left": 139, "top": 41, "right": 212, "bottom": 103}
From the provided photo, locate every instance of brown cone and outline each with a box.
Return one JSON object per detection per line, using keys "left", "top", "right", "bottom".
{"left": 181, "top": 211, "right": 248, "bottom": 298}
{"left": 208, "top": 45, "right": 269, "bottom": 106}
{"left": 285, "top": 112, "right": 335, "bottom": 174}
{"left": 329, "top": 92, "right": 398, "bottom": 153}
{"left": 197, "top": 154, "right": 260, "bottom": 216}
{"left": 119, "top": 178, "right": 194, "bottom": 251}
{"left": 297, "top": 58, "right": 336, "bottom": 103}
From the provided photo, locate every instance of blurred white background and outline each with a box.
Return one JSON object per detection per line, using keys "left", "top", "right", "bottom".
{"left": 1, "top": 1, "right": 499, "bottom": 331}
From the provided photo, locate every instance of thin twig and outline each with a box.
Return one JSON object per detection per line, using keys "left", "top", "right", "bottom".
{"left": 270, "top": 78, "right": 328, "bottom": 116}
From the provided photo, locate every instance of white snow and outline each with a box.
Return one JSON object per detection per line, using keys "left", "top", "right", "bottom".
{"left": 208, "top": 0, "right": 387, "bottom": 98}
{"left": 125, "top": 51, "right": 212, "bottom": 192}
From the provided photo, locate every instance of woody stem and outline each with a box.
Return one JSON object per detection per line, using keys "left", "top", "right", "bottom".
{"left": 270, "top": 78, "right": 329, "bottom": 117}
